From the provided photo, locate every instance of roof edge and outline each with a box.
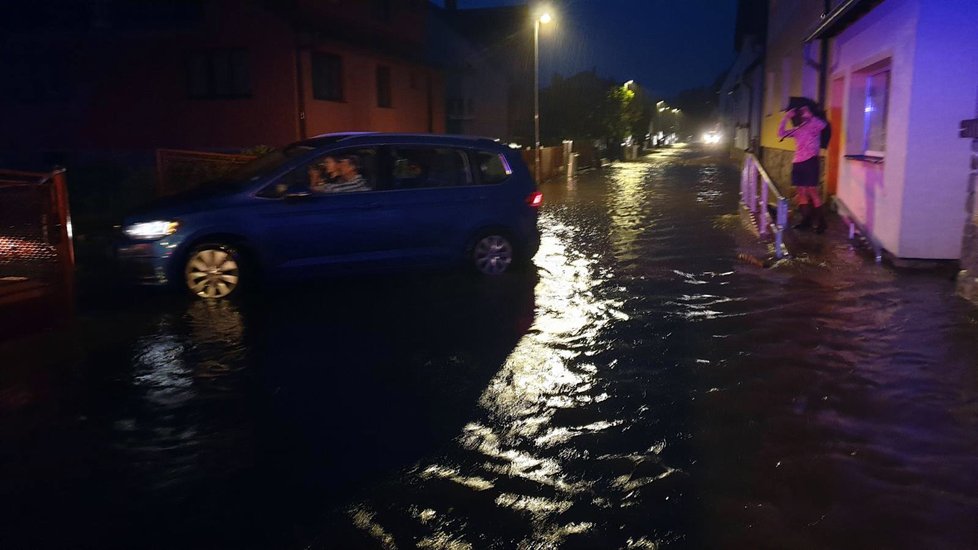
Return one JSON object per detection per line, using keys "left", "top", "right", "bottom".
{"left": 804, "top": 0, "right": 877, "bottom": 42}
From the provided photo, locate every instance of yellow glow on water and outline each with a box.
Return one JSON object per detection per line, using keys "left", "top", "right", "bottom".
{"left": 607, "top": 162, "right": 657, "bottom": 263}
{"left": 349, "top": 507, "right": 397, "bottom": 550}
{"left": 494, "top": 493, "right": 573, "bottom": 517}
{"left": 418, "top": 465, "right": 495, "bottom": 492}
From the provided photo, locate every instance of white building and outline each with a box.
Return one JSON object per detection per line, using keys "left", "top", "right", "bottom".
{"left": 810, "top": 0, "right": 978, "bottom": 260}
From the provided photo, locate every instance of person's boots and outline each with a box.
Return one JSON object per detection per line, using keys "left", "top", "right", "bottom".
{"left": 814, "top": 204, "right": 828, "bottom": 234}
{"left": 793, "top": 204, "right": 813, "bottom": 230}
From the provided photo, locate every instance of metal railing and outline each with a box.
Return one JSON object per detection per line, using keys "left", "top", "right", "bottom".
{"left": 0, "top": 167, "right": 75, "bottom": 324}
{"left": 740, "top": 153, "right": 788, "bottom": 258}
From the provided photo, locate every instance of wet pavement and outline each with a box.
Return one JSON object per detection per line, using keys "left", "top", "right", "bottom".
{"left": 3, "top": 145, "right": 978, "bottom": 549}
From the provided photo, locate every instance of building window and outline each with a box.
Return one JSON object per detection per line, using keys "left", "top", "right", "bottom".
{"left": 847, "top": 60, "right": 891, "bottom": 158}
{"left": 312, "top": 52, "right": 343, "bottom": 101}
{"left": 187, "top": 49, "right": 250, "bottom": 99}
{"left": 376, "top": 65, "right": 392, "bottom": 108}
{"left": 372, "top": 0, "right": 392, "bottom": 21}
{"left": 862, "top": 69, "right": 889, "bottom": 156}
{"left": 5, "top": 52, "right": 71, "bottom": 102}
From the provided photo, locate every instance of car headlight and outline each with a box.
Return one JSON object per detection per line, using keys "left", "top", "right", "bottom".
{"left": 124, "top": 221, "right": 179, "bottom": 240}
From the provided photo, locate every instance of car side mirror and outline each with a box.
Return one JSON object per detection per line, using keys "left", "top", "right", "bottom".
{"left": 284, "top": 191, "right": 311, "bottom": 201}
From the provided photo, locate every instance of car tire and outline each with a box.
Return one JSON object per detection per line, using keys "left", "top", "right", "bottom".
{"left": 183, "top": 242, "right": 243, "bottom": 299}
{"left": 470, "top": 232, "right": 516, "bottom": 276}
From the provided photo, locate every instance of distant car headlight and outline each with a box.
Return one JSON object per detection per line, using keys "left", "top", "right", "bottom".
{"left": 124, "top": 221, "right": 179, "bottom": 240}
{"left": 703, "top": 132, "right": 721, "bottom": 144}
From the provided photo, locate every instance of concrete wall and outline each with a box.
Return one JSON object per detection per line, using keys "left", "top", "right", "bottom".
{"left": 899, "top": 0, "right": 978, "bottom": 259}
{"left": 833, "top": 0, "right": 978, "bottom": 259}
{"left": 832, "top": 0, "right": 920, "bottom": 256}
{"left": 301, "top": 46, "right": 444, "bottom": 137}
{"left": 760, "top": 0, "right": 825, "bottom": 154}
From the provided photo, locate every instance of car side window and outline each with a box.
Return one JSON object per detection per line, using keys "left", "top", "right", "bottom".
{"left": 390, "top": 147, "right": 472, "bottom": 190}
{"left": 262, "top": 147, "right": 380, "bottom": 197}
{"left": 474, "top": 151, "right": 511, "bottom": 185}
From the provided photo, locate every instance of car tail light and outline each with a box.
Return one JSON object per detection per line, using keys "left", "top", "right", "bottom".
{"left": 526, "top": 191, "right": 544, "bottom": 208}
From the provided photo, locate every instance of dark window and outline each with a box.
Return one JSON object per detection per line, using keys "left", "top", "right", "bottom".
{"left": 4, "top": 52, "right": 71, "bottom": 102}
{"left": 372, "top": 0, "right": 392, "bottom": 21}
{"left": 187, "top": 49, "right": 250, "bottom": 99}
{"left": 390, "top": 147, "right": 472, "bottom": 189}
{"left": 475, "top": 152, "right": 511, "bottom": 185}
{"left": 312, "top": 52, "right": 343, "bottom": 101}
{"left": 376, "top": 65, "right": 392, "bottom": 108}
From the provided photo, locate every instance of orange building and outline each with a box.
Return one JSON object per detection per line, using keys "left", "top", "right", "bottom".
{"left": 0, "top": 0, "right": 445, "bottom": 158}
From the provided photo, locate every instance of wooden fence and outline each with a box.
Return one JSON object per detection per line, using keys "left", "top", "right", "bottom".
{"left": 156, "top": 149, "right": 257, "bottom": 197}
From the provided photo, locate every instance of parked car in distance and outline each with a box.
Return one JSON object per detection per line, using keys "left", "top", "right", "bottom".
{"left": 117, "top": 133, "right": 542, "bottom": 299}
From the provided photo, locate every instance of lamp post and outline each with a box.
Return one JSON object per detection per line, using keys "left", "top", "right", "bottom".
{"left": 534, "top": 10, "right": 551, "bottom": 183}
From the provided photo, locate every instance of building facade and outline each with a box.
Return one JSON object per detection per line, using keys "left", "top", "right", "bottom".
{"left": 435, "top": 4, "right": 534, "bottom": 146}
{"left": 718, "top": 0, "right": 768, "bottom": 162}
{"left": 427, "top": 4, "right": 511, "bottom": 140}
{"left": 750, "top": 0, "right": 978, "bottom": 263}
{"left": 718, "top": 0, "right": 768, "bottom": 159}
{"left": 758, "top": 0, "right": 836, "bottom": 193}
{"left": 811, "top": 0, "right": 978, "bottom": 260}
{"left": 0, "top": 0, "right": 445, "bottom": 161}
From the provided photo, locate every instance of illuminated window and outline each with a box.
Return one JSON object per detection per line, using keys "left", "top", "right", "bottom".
{"left": 847, "top": 60, "right": 890, "bottom": 158}
{"left": 862, "top": 69, "right": 889, "bottom": 156}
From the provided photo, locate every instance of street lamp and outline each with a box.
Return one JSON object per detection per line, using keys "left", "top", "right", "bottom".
{"left": 534, "top": 9, "right": 552, "bottom": 182}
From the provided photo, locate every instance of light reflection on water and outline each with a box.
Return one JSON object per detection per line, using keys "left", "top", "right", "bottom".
{"left": 113, "top": 299, "right": 252, "bottom": 496}
{"left": 345, "top": 163, "right": 691, "bottom": 549}
{"left": 339, "top": 151, "right": 978, "bottom": 549}
{"left": 5, "top": 148, "right": 978, "bottom": 549}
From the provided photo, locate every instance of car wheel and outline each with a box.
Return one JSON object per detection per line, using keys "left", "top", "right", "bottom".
{"left": 472, "top": 233, "right": 514, "bottom": 275}
{"left": 184, "top": 243, "right": 242, "bottom": 299}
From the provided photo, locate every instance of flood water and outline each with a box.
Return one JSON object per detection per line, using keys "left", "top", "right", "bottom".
{"left": 2, "top": 146, "right": 978, "bottom": 549}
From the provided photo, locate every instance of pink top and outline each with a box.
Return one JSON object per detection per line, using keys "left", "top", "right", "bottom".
{"left": 778, "top": 115, "right": 826, "bottom": 163}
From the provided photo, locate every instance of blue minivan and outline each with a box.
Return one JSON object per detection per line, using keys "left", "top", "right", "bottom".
{"left": 117, "top": 133, "right": 542, "bottom": 299}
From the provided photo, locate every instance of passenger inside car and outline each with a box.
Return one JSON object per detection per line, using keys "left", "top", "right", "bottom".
{"left": 309, "top": 155, "right": 340, "bottom": 192}
{"left": 325, "top": 154, "right": 370, "bottom": 193}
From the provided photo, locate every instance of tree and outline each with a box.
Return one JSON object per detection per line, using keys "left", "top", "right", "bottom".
{"left": 540, "top": 70, "right": 654, "bottom": 156}
{"left": 540, "top": 70, "right": 618, "bottom": 144}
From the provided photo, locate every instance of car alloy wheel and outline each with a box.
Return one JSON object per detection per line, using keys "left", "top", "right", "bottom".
{"left": 473, "top": 234, "right": 513, "bottom": 275}
{"left": 184, "top": 244, "right": 241, "bottom": 299}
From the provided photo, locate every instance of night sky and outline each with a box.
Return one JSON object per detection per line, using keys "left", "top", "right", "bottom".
{"left": 433, "top": 0, "right": 738, "bottom": 98}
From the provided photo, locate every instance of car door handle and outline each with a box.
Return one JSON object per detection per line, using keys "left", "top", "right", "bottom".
{"left": 356, "top": 202, "right": 381, "bottom": 210}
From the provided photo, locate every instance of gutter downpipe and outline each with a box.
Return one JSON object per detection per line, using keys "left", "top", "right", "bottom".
{"left": 295, "top": 43, "right": 308, "bottom": 140}
{"left": 818, "top": 0, "right": 830, "bottom": 105}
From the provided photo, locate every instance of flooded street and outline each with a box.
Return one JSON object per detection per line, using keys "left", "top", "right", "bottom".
{"left": 3, "top": 146, "right": 978, "bottom": 549}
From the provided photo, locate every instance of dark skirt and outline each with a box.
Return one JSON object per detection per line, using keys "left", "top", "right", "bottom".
{"left": 791, "top": 156, "right": 820, "bottom": 187}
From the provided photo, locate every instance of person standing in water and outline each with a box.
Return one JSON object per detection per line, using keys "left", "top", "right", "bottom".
{"left": 779, "top": 103, "right": 828, "bottom": 233}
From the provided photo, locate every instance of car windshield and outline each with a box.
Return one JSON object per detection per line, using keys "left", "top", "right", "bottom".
{"left": 223, "top": 145, "right": 316, "bottom": 185}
